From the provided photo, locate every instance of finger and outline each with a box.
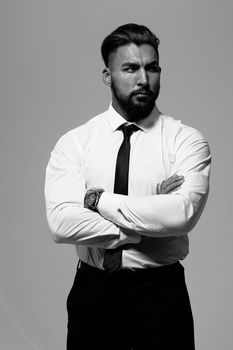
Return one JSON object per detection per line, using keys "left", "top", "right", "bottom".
{"left": 163, "top": 175, "right": 183, "bottom": 187}
{"left": 160, "top": 177, "right": 183, "bottom": 190}
{"left": 163, "top": 179, "right": 184, "bottom": 193}
{"left": 161, "top": 176, "right": 177, "bottom": 186}
{"left": 159, "top": 176, "right": 184, "bottom": 194}
{"left": 160, "top": 178, "right": 184, "bottom": 193}
{"left": 167, "top": 178, "right": 184, "bottom": 188}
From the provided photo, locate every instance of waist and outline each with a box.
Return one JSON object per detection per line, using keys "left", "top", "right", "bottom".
{"left": 75, "top": 235, "right": 189, "bottom": 269}
{"left": 78, "top": 260, "right": 183, "bottom": 279}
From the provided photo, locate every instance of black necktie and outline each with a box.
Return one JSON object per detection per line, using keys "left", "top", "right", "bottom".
{"left": 103, "top": 123, "right": 139, "bottom": 272}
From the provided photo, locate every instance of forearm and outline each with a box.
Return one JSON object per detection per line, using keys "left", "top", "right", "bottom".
{"left": 98, "top": 186, "right": 208, "bottom": 237}
{"left": 45, "top": 137, "right": 141, "bottom": 248}
{"left": 98, "top": 134, "right": 211, "bottom": 237}
{"left": 46, "top": 203, "right": 141, "bottom": 248}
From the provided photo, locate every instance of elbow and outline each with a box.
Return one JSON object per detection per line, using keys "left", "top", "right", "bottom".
{"left": 46, "top": 202, "right": 81, "bottom": 244}
{"left": 51, "top": 230, "right": 64, "bottom": 244}
{"left": 176, "top": 217, "right": 196, "bottom": 235}
{"left": 175, "top": 195, "right": 206, "bottom": 234}
{"left": 46, "top": 205, "right": 86, "bottom": 244}
{"left": 166, "top": 216, "right": 194, "bottom": 236}
{"left": 46, "top": 210, "right": 69, "bottom": 244}
{"left": 48, "top": 222, "right": 66, "bottom": 244}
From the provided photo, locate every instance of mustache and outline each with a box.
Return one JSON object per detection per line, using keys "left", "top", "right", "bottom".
{"left": 130, "top": 88, "right": 154, "bottom": 97}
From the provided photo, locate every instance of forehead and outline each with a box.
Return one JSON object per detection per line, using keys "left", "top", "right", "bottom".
{"left": 110, "top": 43, "right": 158, "bottom": 68}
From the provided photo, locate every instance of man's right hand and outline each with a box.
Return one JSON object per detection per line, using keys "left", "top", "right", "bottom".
{"left": 157, "top": 175, "right": 184, "bottom": 194}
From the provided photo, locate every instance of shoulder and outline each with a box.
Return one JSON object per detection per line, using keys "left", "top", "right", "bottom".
{"left": 160, "top": 114, "right": 211, "bottom": 163}
{"left": 161, "top": 114, "right": 209, "bottom": 146}
{"left": 54, "top": 110, "right": 109, "bottom": 151}
{"left": 161, "top": 114, "right": 201, "bottom": 136}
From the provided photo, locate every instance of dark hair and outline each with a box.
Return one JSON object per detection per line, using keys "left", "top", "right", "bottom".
{"left": 101, "top": 23, "right": 160, "bottom": 67}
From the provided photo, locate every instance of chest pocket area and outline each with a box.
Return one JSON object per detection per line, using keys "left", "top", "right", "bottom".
{"left": 128, "top": 131, "right": 167, "bottom": 196}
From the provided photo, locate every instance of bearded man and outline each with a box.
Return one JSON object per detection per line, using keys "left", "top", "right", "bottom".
{"left": 45, "top": 23, "right": 211, "bottom": 350}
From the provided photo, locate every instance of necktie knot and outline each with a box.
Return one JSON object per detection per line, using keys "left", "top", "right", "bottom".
{"left": 120, "top": 123, "right": 140, "bottom": 139}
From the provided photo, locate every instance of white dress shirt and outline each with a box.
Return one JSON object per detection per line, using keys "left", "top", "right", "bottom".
{"left": 45, "top": 104, "right": 211, "bottom": 269}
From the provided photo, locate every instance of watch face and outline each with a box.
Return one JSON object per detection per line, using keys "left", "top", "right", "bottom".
{"left": 86, "top": 193, "right": 96, "bottom": 206}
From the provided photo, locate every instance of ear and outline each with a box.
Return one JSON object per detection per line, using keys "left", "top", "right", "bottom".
{"left": 102, "top": 68, "right": 111, "bottom": 86}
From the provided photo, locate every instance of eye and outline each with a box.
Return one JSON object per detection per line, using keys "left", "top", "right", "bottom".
{"left": 124, "top": 65, "right": 138, "bottom": 73}
{"left": 147, "top": 66, "right": 161, "bottom": 73}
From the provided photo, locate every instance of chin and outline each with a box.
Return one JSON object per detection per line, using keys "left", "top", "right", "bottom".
{"left": 113, "top": 101, "right": 154, "bottom": 122}
{"left": 127, "top": 102, "right": 155, "bottom": 122}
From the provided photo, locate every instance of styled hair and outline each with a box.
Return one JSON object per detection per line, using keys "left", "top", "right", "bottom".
{"left": 101, "top": 23, "right": 160, "bottom": 67}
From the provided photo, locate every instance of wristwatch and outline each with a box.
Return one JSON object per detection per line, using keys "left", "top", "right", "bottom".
{"left": 84, "top": 189, "right": 104, "bottom": 212}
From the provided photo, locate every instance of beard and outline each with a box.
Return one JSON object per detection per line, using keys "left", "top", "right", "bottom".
{"left": 111, "top": 81, "right": 160, "bottom": 122}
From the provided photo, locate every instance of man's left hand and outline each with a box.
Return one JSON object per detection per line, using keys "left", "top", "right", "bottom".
{"left": 157, "top": 175, "right": 184, "bottom": 194}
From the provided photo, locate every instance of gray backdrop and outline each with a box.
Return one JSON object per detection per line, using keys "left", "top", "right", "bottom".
{"left": 1, "top": 0, "right": 232, "bottom": 349}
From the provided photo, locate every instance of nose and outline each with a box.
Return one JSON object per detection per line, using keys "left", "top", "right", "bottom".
{"left": 137, "top": 68, "right": 148, "bottom": 86}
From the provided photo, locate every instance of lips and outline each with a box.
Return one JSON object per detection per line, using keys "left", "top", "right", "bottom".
{"left": 132, "top": 90, "right": 151, "bottom": 96}
{"left": 133, "top": 92, "right": 152, "bottom": 100}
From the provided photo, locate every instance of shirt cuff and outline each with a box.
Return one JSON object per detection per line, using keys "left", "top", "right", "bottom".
{"left": 98, "top": 192, "right": 135, "bottom": 229}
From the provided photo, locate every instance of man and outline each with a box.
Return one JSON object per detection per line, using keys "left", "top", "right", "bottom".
{"left": 45, "top": 23, "right": 211, "bottom": 349}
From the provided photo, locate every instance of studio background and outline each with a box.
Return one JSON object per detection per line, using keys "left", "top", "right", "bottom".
{"left": 1, "top": 1, "right": 232, "bottom": 349}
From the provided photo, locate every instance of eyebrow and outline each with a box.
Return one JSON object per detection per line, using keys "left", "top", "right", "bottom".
{"left": 121, "top": 60, "right": 159, "bottom": 68}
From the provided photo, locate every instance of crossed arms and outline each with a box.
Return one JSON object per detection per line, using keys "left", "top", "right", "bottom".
{"left": 45, "top": 129, "right": 211, "bottom": 248}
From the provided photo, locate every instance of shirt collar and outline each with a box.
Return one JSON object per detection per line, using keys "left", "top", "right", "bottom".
{"left": 106, "top": 103, "right": 160, "bottom": 133}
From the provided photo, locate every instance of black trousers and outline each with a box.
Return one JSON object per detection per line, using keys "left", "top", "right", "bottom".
{"left": 66, "top": 261, "right": 195, "bottom": 350}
